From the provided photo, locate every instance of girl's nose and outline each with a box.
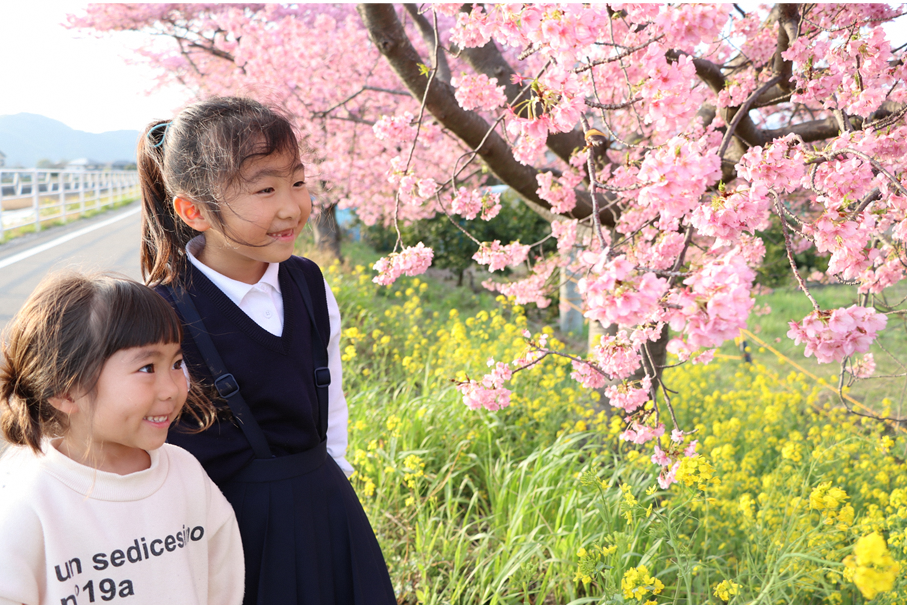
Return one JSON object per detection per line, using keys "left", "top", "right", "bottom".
{"left": 159, "top": 369, "right": 185, "bottom": 401}
{"left": 277, "top": 191, "right": 304, "bottom": 220}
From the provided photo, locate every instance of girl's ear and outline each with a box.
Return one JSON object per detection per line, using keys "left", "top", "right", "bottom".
{"left": 173, "top": 197, "right": 212, "bottom": 232}
{"left": 48, "top": 395, "right": 79, "bottom": 415}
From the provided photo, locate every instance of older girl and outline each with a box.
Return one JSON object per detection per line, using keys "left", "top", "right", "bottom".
{"left": 138, "top": 97, "right": 395, "bottom": 605}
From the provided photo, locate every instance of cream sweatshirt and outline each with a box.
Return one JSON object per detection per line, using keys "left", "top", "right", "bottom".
{"left": 0, "top": 442, "right": 243, "bottom": 605}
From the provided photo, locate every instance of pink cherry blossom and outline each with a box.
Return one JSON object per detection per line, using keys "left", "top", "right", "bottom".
{"left": 452, "top": 73, "right": 507, "bottom": 112}
{"left": 852, "top": 353, "right": 877, "bottom": 379}
{"left": 787, "top": 306, "right": 888, "bottom": 364}
{"left": 450, "top": 187, "right": 502, "bottom": 221}
{"left": 473, "top": 241, "right": 531, "bottom": 272}
{"left": 620, "top": 419, "right": 665, "bottom": 445}
{"left": 373, "top": 243, "right": 435, "bottom": 286}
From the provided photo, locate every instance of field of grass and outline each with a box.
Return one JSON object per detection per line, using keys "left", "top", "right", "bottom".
{"left": 730, "top": 283, "right": 907, "bottom": 418}
{"left": 303, "top": 234, "right": 907, "bottom": 604}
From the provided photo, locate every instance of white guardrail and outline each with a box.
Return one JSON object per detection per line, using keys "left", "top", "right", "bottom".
{"left": 0, "top": 169, "right": 140, "bottom": 239}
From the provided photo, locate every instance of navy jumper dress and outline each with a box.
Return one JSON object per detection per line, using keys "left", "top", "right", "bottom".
{"left": 159, "top": 256, "right": 396, "bottom": 605}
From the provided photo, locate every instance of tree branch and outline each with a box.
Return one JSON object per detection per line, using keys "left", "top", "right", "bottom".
{"left": 403, "top": 3, "right": 450, "bottom": 83}
{"left": 456, "top": 33, "right": 588, "bottom": 170}
{"left": 718, "top": 76, "right": 780, "bottom": 159}
{"left": 773, "top": 4, "right": 800, "bottom": 92}
{"left": 358, "top": 4, "right": 610, "bottom": 225}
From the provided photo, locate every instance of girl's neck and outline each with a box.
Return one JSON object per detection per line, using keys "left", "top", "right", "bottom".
{"left": 195, "top": 235, "right": 269, "bottom": 285}
{"left": 55, "top": 438, "right": 151, "bottom": 475}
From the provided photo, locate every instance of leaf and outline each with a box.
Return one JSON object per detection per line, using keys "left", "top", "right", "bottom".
{"left": 418, "top": 63, "right": 430, "bottom": 77}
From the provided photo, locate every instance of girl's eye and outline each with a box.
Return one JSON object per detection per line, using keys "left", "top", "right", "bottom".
{"left": 294, "top": 180, "right": 306, "bottom": 188}
{"left": 173, "top": 359, "right": 184, "bottom": 371}
{"left": 139, "top": 364, "right": 155, "bottom": 374}
{"left": 257, "top": 187, "right": 275, "bottom": 194}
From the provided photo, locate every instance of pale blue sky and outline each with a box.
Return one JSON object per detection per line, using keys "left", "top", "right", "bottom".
{"left": 0, "top": 2, "right": 188, "bottom": 133}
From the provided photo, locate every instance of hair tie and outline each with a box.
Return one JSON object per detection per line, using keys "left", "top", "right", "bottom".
{"left": 148, "top": 122, "right": 171, "bottom": 148}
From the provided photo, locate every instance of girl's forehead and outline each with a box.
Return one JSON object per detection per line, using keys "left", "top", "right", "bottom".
{"left": 242, "top": 151, "right": 303, "bottom": 181}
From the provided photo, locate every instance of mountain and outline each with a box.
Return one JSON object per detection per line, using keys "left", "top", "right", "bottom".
{"left": 0, "top": 113, "right": 140, "bottom": 168}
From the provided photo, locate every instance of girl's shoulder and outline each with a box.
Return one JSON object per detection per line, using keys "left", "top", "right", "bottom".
{"left": 158, "top": 442, "right": 210, "bottom": 479}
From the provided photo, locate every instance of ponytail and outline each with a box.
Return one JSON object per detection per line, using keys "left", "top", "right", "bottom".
{"left": 0, "top": 355, "right": 63, "bottom": 453}
{"left": 138, "top": 120, "right": 197, "bottom": 286}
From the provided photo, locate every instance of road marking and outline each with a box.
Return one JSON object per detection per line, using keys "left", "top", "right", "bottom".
{"left": 0, "top": 206, "right": 141, "bottom": 270}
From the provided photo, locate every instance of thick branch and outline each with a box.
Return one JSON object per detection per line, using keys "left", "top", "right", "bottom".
{"left": 761, "top": 116, "right": 846, "bottom": 143}
{"left": 773, "top": 4, "right": 800, "bottom": 91}
{"left": 403, "top": 4, "right": 450, "bottom": 83}
{"left": 718, "top": 76, "right": 780, "bottom": 159}
{"left": 357, "top": 4, "right": 607, "bottom": 224}
{"left": 457, "top": 36, "right": 587, "bottom": 169}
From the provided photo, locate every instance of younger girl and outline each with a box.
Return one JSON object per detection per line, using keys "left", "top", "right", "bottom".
{"left": 0, "top": 271, "right": 244, "bottom": 605}
{"left": 138, "top": 97, "right": 396, "bottom": 605}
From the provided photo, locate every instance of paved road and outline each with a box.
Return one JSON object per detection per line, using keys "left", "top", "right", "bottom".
{"left": 0, "top": 201, "right": 143, "bottom": 332}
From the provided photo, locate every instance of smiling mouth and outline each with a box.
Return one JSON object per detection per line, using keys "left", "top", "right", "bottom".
{"left": 268, "top": 228, "right": 295, "bottom": 239}
{"left": 144, "top": 415, "right": 169, "bottom": 423}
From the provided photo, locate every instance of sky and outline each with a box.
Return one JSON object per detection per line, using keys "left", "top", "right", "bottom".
{"left": 0, "top": 2, "right": 188, "bottom": 134}
{"left": 0, "top": 3, "right": 905, "bottom": 135}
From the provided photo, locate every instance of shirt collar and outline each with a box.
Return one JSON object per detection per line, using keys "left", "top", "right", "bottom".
{"left": 186, "top": 235, "right": 282, "bottom": 308}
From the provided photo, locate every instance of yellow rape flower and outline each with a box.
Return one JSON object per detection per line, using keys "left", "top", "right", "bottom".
{"left": 361, "top": 477, "right": 376, "bottom": 497}
{"left": 713, "top": 579, "right": 740, "bottom": 601}
{"left": 810, "top": 482, "right": 848, "bottom": 511}
{"left": 621, "top": 566, "right": 664, "bottom": 602}
{"left": 386, "top": 415, "right": 401, "bottom": 432}
{"left": 843, "top": 532, "right": 900, "bottom": 600}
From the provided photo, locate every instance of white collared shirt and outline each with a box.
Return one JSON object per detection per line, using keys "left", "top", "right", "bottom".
{"left": 185, "top": 236, "right": 353, "bottom": 476}
{"left": 187, "top": 239, "right": 284, "bottom": 336}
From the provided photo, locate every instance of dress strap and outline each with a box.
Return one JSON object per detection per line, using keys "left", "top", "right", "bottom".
{"left": 165, "top": 284, "right": 274, "bottom": 459}
{"left": 283, "top": 259, "right": 331, "bottom": 443}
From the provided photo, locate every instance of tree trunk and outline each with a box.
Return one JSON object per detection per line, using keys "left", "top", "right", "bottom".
{"left": 559, "top": 261, "right": 583, "bottom": 335}
{"left": 589, "top": 320, "right": 669, "bottom": 413}
{"left": 311, "top": 203, "right": 343, "bottom": 263}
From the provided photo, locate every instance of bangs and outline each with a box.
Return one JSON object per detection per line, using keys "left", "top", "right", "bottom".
{"left": 98, "top": 279, "right": 182, "bottom": 358}
{"left": 239, "top": 115, "right": 300, "bottom": 168}
{"left": 189, "top": 99, "right": 301, "bottom": 199}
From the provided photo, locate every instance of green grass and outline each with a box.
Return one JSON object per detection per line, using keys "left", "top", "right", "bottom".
{"left": 315, "top": 248, "right": 907, "bottom": 604}
{"left": 706, "top": 283, "right": 907, "bottom": 416}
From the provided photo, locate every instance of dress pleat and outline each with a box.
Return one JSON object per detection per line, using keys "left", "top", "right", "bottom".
{"left": 221, "top": 457, "right": 395, "bottom": 605}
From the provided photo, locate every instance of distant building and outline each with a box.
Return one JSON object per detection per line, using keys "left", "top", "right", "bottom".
{"left": 0, "top": 150, "right": 5, "bottom": 168}
{"left": 108, "top": 160, "right": 136, "bottom": 170}
{"left": 66, "top": 158, "right": 103, "bottom": 171}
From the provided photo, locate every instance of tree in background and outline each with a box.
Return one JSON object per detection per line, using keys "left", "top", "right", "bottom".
{"left": 73, "top": 4, "right": 907, "bottom": 486}
{"left": 69, "top": 4, "right": 467, "bottom": 260}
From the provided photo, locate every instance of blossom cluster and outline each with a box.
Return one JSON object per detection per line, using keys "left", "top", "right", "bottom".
{"left": 450, "top": 187, "right": 502, "bottom": 221}
{"left": 472, "top": 240, "right": 530, "bottom": 272}
{"left": 578, "top": 254, "right": 667, "bottom": 329}
{"left": 844, "top": 532, "right": 901, "bottom": 600}
{"left": 372, "top": 112, "right": 416, "bottom": 145}
{"left": 372, "top": 243, "right": 434, "bottom": 286}
{"left": 787, "top": 306, "right": 888, "bottom": 364}
{"left": 451, "top": 73, "right": 506, "bottom": 112}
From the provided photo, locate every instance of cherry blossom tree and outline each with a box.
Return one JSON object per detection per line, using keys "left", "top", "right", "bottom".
{"left": 357, "top": 3, "right": 907, "bottom": 487}
{"left": 68, "top": 4, "right": 470, "bottom": 259}
{"left": 73, "top": 4, "right": 907, "bottom": 487}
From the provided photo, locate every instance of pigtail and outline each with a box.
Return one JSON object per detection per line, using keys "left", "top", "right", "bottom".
{"left": 138, "top": 120, "right": 196, "bottom": 286}
{"left": 0, "top": 317, "right": 68, "bottom": 453}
